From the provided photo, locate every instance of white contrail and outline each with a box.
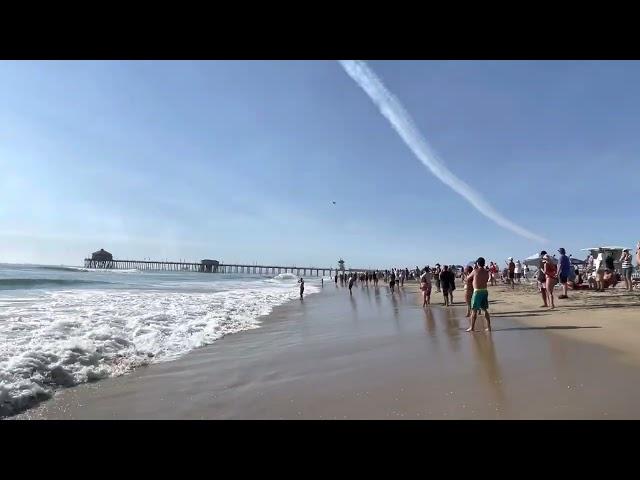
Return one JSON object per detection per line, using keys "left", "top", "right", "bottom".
{"left": 339, "top": 60, "right": 547, "bottom": 244}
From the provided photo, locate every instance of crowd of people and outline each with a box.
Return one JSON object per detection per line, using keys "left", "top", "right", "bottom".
{"left": 297, "top": 245, "right": 639, "bottom": 331}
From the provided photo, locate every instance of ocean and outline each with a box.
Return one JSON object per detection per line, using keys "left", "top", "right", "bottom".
{"left": 0, "top": 263, "right": 321, "bottom": 417}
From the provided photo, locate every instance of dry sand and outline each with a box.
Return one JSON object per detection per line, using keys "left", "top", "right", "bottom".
{"left": 13, "top": 279, "right": 640, "bottom": 419}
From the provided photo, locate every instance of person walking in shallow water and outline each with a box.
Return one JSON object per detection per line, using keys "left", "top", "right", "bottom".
{"left": 348, "top": 274, "right": 355, "bottom": 295}
{"left": 298, "top": 278, "right": 305, "bottom": 299}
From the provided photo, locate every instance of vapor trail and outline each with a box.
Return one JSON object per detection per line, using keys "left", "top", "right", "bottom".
{"left": 339, "top": 60, "right": 546, "bottom": 243}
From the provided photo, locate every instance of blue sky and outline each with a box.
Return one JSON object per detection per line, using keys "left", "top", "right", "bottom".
{"left": 2, "top": 60, "right": 639, "bottom": 268}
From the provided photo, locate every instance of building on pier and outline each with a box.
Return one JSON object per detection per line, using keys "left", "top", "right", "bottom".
{"left": 200, "top": 259, "right": 220, "bottom": 273}
{"left": 87, "top": 248, "right": 114, "bottom": 269}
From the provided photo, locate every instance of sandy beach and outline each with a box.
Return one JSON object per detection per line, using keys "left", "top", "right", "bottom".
{"left": 13, "top": 279, "right": 640, "bottom": 420}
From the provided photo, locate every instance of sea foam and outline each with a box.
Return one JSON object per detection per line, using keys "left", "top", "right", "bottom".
{"left": 0, "top": 276, "right": 318, "bottom": 417}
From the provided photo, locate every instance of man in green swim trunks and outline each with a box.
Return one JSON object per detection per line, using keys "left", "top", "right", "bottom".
{"left": 465, "top": 257, "right": 491, "bottom": 332}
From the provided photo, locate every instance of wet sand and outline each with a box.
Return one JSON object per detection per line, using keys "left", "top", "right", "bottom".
{"left": 14, "top": 280, "right": 640, "bottom": 419}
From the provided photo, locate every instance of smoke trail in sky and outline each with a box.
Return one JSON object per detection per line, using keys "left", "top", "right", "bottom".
{"left": 339, "top": 60, "right": 547, "bottom": 243}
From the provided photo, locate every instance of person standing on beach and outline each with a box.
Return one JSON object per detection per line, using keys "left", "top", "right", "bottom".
{"left": 489, "top": 262, "right": 497, "bottom": 286}
{"left": 348, "top": 274, "right": 355, "bottom": 295}
{"left": 515, "top": 260, "right": 522, "bottom": 283}
{"left": 605, "top": 253, "right": 615, "bottom": 272}
{"left": 299, "top": 278, "right": 305, "bottom": 298}
{"left": 440, "top": 265, "right": 451, "bottom": 306}
{"left": 466, "top": 257, "right": 491, "bottom": 332}
{"left": 335, "top": 273, "right": 338, "bottom": 285}
{"left": 420, "top": 268, "right": 432, "bottom": 306}
{"left": 537, "top": 251, "right": 549, "bottom": 307}
{"left": 507, "top": 258, "right": 516, "bottom": 289}
{"left": 543, "top": 254, "right": 557, "bottom": 309}
{"left": 557, "top": 248, "right": 572, "bottom": 299}
{"left": 434, "top": 264, "right": 442, "bottom": 293}
{"left": 620, "top": 248, "right": 633, "bottom": 292}
{"left": 389, "top": 271, "right": 396, "bottom": 293}
{"left": 463, "top": 265, "right": 474, "bottom": 317}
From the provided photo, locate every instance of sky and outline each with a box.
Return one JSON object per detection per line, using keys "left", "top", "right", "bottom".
{"left": 1, "top": 60, "right": 639, "bottom": 268}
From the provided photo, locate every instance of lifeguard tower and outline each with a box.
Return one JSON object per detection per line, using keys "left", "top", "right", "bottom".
{"left": 338, "top": 258, "right": 345, "bottom": 272}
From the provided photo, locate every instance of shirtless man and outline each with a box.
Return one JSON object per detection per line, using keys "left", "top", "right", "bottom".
{"left": 465, "top": 257, "right": 491, "bottom": 332}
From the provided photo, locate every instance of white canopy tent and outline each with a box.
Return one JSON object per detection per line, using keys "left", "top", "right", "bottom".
{"left": 581, "top": 246, "right": 627, "bottom": 272}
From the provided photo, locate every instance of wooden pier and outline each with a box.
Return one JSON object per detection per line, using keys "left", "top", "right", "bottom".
{"left": 83, "top": 257, "right": 373, "bottom": 277}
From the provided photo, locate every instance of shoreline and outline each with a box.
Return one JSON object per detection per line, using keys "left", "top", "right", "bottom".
{"left": 13, "top": 280, "right": 640, "bottom": 419}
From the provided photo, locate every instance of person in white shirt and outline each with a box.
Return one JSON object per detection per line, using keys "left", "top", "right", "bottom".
{"left": 514, "top": 260, "right": 522, "bottom": 283}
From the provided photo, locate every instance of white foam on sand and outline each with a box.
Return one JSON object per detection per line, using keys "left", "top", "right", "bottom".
{"left": 0, "top": 279, "right": 319, "bottom": 417}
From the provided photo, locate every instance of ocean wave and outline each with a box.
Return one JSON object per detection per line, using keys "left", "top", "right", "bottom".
{"left": 34, "top": 265, "right": 142, "bottom": 274}
{"left": 271, "top": 273, "right": 299, "bottom": 282}
{"left": 0, "top": 278, "right": 113, "bottom": 290}
{"left": 0, "top": 282, "right": 319, "bottom": 417}
{"left": 36, "top": 265, "right": 86, "bottom": 273}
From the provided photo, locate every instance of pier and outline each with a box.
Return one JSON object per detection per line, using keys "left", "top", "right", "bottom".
{"left": 84, "top": 250, "right": 371, "bottom": 277}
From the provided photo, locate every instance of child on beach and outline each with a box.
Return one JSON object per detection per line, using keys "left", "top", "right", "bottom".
{"left": 465, "top": 257, "right": 491, "bottom": 332}
{"left": 420, "top": 268, "right": 432, "bottom": 307}
{"left": 463, "top": 265, "right": 474, "bottom": 317}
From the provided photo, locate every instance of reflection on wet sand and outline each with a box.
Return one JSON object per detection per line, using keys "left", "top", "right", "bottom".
{"left": 423, "top": 308, "right": 437, "bottom": 338}
{"left": 443, "top": 307, "right": 462, "bottom": 352}
{"left": 390, "top": 293, "right": 401, "bottom": 332}
{"left": 470, "top": 332, "right": 507, "bottom": 414}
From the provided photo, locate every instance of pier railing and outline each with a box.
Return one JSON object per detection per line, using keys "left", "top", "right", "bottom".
{"left": 83, "top": 258, "right": 374, "bottom": 277}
